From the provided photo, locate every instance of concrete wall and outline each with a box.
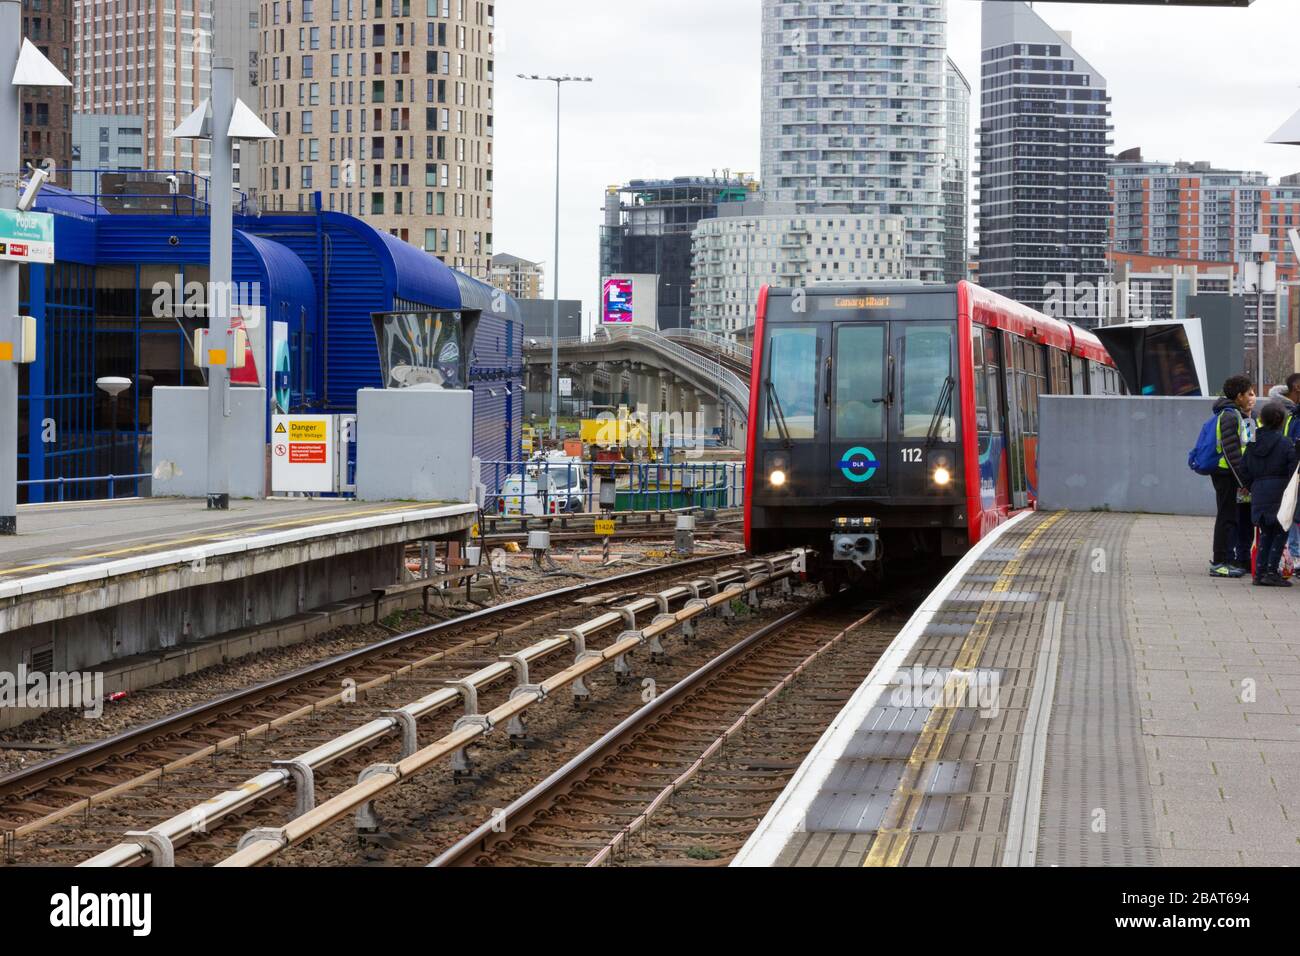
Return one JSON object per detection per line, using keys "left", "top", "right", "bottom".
{"left": 1039, "top": 395, "right": 1216, "bottom": 516}
{"left": 152, "top": 386, "right": 267, "bottom": 498}
{"left": 355, "top": 389, "right": 474, "bottom": 502}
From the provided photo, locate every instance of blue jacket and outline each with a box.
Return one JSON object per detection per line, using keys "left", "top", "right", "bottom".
{"left": 1243, "top": 428, "right": 1298, "bottom": 524}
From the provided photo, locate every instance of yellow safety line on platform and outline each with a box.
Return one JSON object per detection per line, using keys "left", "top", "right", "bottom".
{"left": 0, "top": 502, "right": 440, "bottom": 577}
{"left": 862, "top": 510, "right": 1065, "bottom": 868}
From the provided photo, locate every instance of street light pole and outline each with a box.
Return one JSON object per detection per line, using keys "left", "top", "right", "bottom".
{"left": 0, "top": 4, "right": 20, "bottom": 534}
{"left": 208, "top": 57, "right": 235, "bottom": 510}
{"left": 1, "top": 9, "right": 71, "bottom": 533}
{"left": 519, "top": 73, "right": 592, "bottom": 443}
{"left": 170, "top": 57, "right": 274, "bottom": 509}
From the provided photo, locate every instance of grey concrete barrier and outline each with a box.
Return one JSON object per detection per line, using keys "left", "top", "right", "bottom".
{"left": 1039, "top": 395, "right": 1217, "bottom": 517}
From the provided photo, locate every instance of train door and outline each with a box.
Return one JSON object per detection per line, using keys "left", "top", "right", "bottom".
{"left": 974, "top": 326, "right": 1006, "bottom": 515}
{"left": 1002, "top": 332, "right": 1029, "bottom": 510}
{"left": 828, "top": 322, "right": 891, "bottom": 493}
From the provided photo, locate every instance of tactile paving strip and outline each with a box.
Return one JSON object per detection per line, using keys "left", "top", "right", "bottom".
{"left": 1035, "top": 513, "right": 1160, "bottom": 866}
{"left": 773, "top": 511, "right": 1168, "bottom": 867}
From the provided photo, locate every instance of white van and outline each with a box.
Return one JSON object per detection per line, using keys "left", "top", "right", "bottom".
{"left": 499, "top": 474, "right": 566, "bottom": 516}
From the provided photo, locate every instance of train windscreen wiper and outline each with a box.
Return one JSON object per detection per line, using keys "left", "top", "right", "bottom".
{"left": 925, "top": 375, "right": 955, "bottom": 446}
{"left": 765, "top": 378, "right": 793, "bottom": 448}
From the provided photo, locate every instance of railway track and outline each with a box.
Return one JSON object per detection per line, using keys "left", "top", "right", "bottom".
{"left": 0, "top": 551, "right": 754, "bottom": 862}
{"left": 432, "top": 597, "right": 908, "bottom": 867}
{"left": 2, "top": 551, "right": 809, "bottom": 867}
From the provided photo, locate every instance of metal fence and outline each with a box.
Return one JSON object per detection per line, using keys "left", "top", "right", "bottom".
{"left": 481, "top": 459, "right": 745, "bottom": 516}
{"left": 18, "top": 472, "right": 150, "bottom": 502}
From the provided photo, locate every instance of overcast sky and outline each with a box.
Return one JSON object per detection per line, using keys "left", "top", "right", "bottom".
{"left": 493, "top": 0, "right": 1300, "bottom": 311}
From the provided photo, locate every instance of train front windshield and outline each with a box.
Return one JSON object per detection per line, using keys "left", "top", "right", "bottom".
{"left": 764, "top": 326, "right": 820, "bottom": 440}
{"left": 762, "top": 316, "right": 957, "bottom": 447}
{"left": 899, "top": 324, "right": 956, "bottom": 440}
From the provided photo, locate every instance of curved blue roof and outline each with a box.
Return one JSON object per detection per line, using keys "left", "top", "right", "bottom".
{"left": 452, "top": 269, "right": 522, "bottom": 322}
{"left": 314, "top": 213, "right": 462, "bottom": 310}
{"left": 235, "top": 230, "right": 316, "bottom": 311}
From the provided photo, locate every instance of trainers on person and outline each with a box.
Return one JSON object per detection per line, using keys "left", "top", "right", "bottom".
{"left": 1227, "top": 565, "right": 1248, "bottom": 578}
{"left": 1209, "top": 564, "right": 1233, "bottom": 577}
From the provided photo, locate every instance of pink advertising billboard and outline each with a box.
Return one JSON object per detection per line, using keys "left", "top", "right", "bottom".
{"left": 602, "top": 277, "right": 634, "bottom": 324}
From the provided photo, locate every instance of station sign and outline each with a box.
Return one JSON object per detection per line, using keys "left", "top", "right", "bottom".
{"left": 272, "top": 415, "right": 335, "bottom": 493}
{"left": 0, "top": 209, "right": 55, "bottom": 264}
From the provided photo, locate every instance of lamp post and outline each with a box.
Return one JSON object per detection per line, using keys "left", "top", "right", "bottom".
{"left": 169, "top": 57, "right": 275, "bottom": 509}
{"left": 518, "top": 73, "right": 592, "bottom": 444}
{"left": 664, "top": 282, "right": 684, "bottom": 328}
{"left": 1267, "top": 105, "right": 1300, "bottom": 376}
{"left": 1, "top": 13, "right": 72, "bottom": 533}
{"left": 97, "top": 376, "right": 132, "bottom": 494}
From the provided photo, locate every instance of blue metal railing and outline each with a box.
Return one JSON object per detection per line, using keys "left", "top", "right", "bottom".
{"left": 18, "top": 473, "right": 150, "bottom": 502}
{"left": 54, "top": 169, "right": 252, "bottom": 217}
{"left": 481, "top": 459, "right": 745, "bottom": 517}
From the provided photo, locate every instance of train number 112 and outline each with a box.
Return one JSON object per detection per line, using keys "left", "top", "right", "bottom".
{"left": 902, "top": 448, "right": 922, "bottom": 463}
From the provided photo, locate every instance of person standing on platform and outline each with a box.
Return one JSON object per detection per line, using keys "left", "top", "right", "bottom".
{"left": 1244, "top": 401, "right": 1297, "bottom": 586}
{"left": 1269, "top": 375, "right": 1300, "bottom": 567}
{"left": 1209, "top": 375, "right": 1255, "bottom": 578}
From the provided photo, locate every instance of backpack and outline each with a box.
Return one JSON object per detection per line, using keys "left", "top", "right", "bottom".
{"left": 1188, "top": 414, "right": 1221, "bottom": 476}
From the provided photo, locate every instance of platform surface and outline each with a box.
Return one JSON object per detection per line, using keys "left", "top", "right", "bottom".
{"left": 0, "top": 497, "right": 475, "bottom": 587}
{"left": 736, "top": 510, "right": 1300, "bottom": 867}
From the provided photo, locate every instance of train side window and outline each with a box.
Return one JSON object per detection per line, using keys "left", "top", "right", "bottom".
{"left": 1071, "top": 355, "right": 1086, "bottom": 395}
{"left": 983, "top": 328, "right": 1002, "bottom": 434}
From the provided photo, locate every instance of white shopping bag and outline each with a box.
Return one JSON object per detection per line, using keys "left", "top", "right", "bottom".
{"left": 1278, "top": 464, "right": 1300, "bottom": 529}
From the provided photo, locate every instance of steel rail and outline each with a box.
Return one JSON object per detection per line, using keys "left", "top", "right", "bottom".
{"left": 1, "top": 552, "right": 745, "bottom": 839}
{"left": 79, "top": 553, "right": 802, "bottom": 867}
{"left": 211, "top": 555, "right": 801, "bottom": 868}
{"left": 428, "top": 599, "right": 830, "bottom": 867}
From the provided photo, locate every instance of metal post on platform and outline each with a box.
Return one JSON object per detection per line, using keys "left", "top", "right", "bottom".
{"left": 207, "top": 58, "right": 235, "bottom": 510}
{"left": 170, "top": 54, "right": 273, "bottom": 509}
{"left": 1, "top": 8, "right": 71, "bottom": 534}
{"left": 0, "top": 4, "right": 19, "bottom": 535}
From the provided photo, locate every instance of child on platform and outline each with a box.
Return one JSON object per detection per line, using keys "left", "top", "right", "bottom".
{"left": 1243, "top": 401, "right": 1298, "bottom": 587}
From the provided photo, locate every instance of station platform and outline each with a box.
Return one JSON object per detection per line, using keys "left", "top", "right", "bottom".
{"left": 736, "top": 510, "right": 1300, "bottom": 867}
{"left": 0, "top": 498, "right": 477, "bottom": 728}
{"left": 0, "top": 497, "right": 475, "bottom": 588}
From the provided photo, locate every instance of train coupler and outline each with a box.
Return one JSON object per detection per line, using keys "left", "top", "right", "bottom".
{"left": 831, "top": 517, "right": 880, "bottom": 570}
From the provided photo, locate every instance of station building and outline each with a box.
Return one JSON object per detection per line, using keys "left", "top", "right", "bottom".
{"left": 17, "top": 172, "right": 522, "bottom": 502}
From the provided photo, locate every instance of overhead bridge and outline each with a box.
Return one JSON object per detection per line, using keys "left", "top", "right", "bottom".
{"left": 523, "top": 327, "right": 753, "bottom": 447}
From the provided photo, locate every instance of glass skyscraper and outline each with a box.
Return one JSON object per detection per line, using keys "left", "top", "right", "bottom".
{"left": 760, "top": 0, "right": 947, "bottom": 282}
{"left": 944, "top": 56, "right": 970, "bottom": 283}
{"left": 978, "top": 0, "right": 1112, "bottom": 317}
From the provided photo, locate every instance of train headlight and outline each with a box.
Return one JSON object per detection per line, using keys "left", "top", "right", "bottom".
{"left": 927, "top": 450, "right": 954, "bottom": 488}
{"left": 765, "top": 451, "right": 790, "bottom": 488}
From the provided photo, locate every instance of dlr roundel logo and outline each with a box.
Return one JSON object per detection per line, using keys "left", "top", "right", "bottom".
{"left": 839, "top": 446, "right": 878, "bottom": 483}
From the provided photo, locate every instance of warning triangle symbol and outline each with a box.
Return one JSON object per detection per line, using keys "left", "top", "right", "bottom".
{"left": 274, "top": 422, "right": 287, "bottom": 434}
